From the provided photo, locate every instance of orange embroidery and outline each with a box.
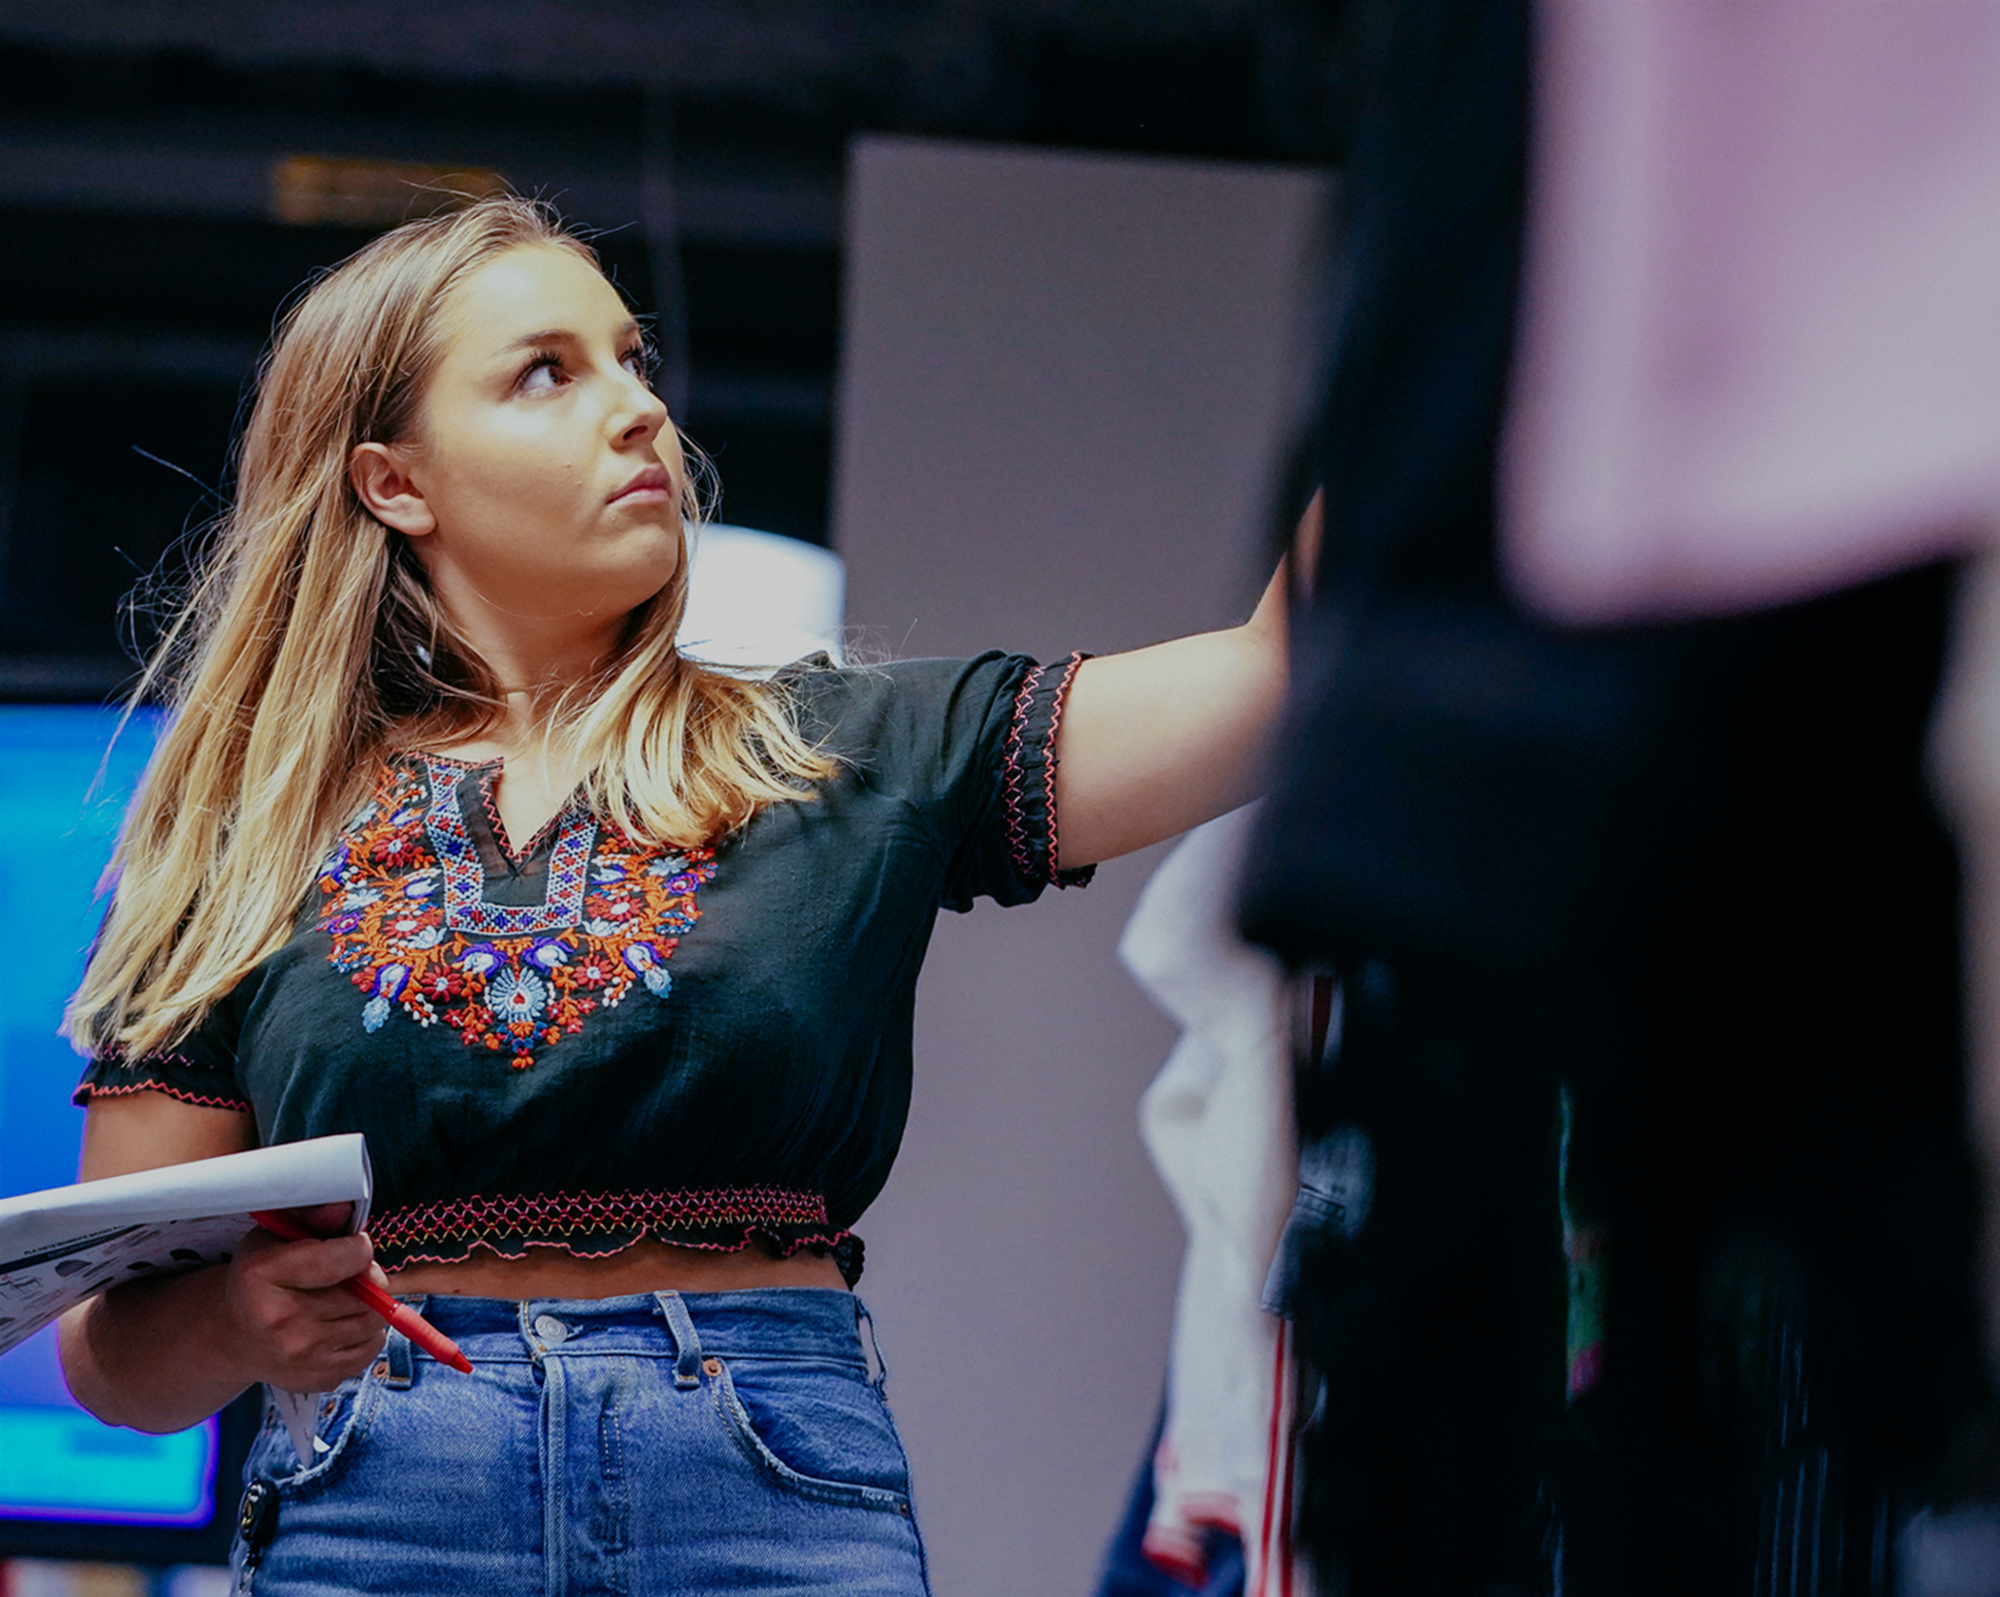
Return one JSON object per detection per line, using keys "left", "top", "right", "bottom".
{"left": 317, "top": 760, "right": 716, "bottom": 1066}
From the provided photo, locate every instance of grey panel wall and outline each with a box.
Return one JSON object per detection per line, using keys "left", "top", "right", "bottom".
{"left": 833, "top": 136, "right": 1331, "bottom": 1596}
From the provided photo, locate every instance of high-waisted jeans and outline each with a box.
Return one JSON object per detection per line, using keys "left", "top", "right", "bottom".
{"left": 229, "top": 1288, "right": 932, "bottom": 1596}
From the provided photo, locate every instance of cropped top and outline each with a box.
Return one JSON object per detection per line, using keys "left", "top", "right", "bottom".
{"left": 74, "top": 652, "right": 1092, "bottom": 1282}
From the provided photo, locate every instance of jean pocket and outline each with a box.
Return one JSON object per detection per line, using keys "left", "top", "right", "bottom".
{"left": 707, "top": 1355, "right": 914, "bottom": 1514}
{"left": 231, "top": 1376, "right": 381, "bottom": 1591}
{"left": 243, "top": 1371, "right": 381, "bottom": 1499}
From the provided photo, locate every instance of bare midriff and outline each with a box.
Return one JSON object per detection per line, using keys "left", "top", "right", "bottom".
{"left": 384, "top": 1236, "right": 849, "bottom": 1298}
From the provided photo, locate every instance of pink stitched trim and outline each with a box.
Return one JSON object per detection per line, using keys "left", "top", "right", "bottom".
{"left": 1001, "top": 660, "right": 1049, "bottom": 882}
{"left": 73, "top": 1079, "right": 252, "bottom": 1112}
{"left": 470, "top": 762, "right": 569, "bottom": 868}
{"left": 1043, "top": 652, "right": 1088, "bottom": 877}
{"left": 370, "top": 1186, "right": 833, "bottom": 1252}
{"left": 472, "top": 763, "right": 515, "bottom": 861}
{"left": 379, "top": 1224, "right": 856, "bottom": 1271}
{"left": 999, "top": 652, "right": 1092, "bottom": 885}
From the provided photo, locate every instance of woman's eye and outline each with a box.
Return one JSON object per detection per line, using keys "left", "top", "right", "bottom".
{"left": 519, "top": 355, "right": 565, "bottom": 392}
{"left": 621, "top": 348, "right": 657, "bottom": 388}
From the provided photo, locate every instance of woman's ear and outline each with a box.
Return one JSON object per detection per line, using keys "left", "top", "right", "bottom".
{"left": 349, "top": 443, "right": 436, "bottom": 538}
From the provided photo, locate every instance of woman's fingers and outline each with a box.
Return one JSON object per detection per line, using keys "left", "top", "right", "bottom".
{"left": 257, "top": 1233, "right": 374, "bottom": 1291}
{"left": 272, "top": 1334, "right": 387, "bottom": 1394}
{"left": 219, "top": 1229, "right": 387, "bottom": 1389}
{"left": 285, "top": 1201, "right": 359, "bottom": 1237}
{"left": 244, "top": 1300, "right": 385, "bottom": 1390}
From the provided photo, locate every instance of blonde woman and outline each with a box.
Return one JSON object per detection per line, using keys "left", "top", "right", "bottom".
{"left": 57, "top": 196, "right": 1287, "bottom": 1594}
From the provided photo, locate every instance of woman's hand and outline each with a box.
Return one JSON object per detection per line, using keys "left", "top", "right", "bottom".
{"left": 1052, "top": 491, "right": 1320, "bottom": 868}
{"left": 59, "top": 1093, "right": 387, "bottom": 1434}
{"left": 216, "top": 1206, "right": 388, "bottom": 1394}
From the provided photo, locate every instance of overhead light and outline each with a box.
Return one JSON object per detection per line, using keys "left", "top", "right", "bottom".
{"left": 269, "top": 155, "right": 509, "bottom": 228}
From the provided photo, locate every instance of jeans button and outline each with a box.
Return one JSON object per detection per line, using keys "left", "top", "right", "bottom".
{"left": 534, "top": 1314, "right": 569, "bottom": 1345}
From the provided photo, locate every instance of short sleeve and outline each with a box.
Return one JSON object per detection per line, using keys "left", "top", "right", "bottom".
{"left": 979, "top": 652, "right": 1099, "bottom": 909}
{"left": 802, "top": 650, "right": 1098, "bottom": 912}
{"left": 72, "top": 987, "right": 254, "bottom": 1114}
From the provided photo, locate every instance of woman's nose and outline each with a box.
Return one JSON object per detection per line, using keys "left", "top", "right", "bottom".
{"left": 616, "top": 375, "right": 670, "bottom": 442}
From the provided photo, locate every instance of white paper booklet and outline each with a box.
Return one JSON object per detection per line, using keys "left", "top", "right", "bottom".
{"left": 0, "top": 1134, "right": 372, "bottom": 1461}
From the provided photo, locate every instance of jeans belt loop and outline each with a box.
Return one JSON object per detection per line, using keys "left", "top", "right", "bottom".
{"left": 381, "top": 1297, "right": 421, "bottom": 1388}
{"left": 655, "top": 1290, "right": 705, "bottom": 1388}
{"left": 855, "top": 1294, "right": 889, "bottom": 1395}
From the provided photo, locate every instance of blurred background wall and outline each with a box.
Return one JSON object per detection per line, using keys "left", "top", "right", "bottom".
{"left": 836, "top": 136, "right": 1330, "bottom": 1594}
{"left": 0, "top": 4, "right": 1343, "bottom": 1589}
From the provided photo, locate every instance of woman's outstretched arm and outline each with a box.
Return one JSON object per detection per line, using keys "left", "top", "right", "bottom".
{"left": 58, "top": 1093, "right": 388, "bottom": 1434}
{"left": 1054, "top": 493, "right": 1319, "bottom": 869}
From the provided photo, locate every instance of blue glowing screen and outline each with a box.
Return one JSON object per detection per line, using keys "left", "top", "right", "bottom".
{"left": 0, "top": 703, "right": 219, "bottom": 1527}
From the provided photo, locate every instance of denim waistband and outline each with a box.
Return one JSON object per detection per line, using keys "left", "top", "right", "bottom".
{"left": 240, "top": 1286, "right": 923, "bottom": 1592}
{"left": 395, "top": 1286, "right": 873, "bottom": 1374}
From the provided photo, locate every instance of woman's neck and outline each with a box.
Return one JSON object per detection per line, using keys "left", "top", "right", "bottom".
{"left": 428, "top": 563, "right": 631, "bottom": 707}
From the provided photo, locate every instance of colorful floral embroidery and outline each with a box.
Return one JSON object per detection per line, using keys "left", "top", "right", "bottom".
{"left": 316, "top": 759, "right": 716, "bottom": 1066}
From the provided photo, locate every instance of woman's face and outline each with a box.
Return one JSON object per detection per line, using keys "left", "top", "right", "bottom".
{"left": 354, "top": 243, "right": 685, "bottom": 647}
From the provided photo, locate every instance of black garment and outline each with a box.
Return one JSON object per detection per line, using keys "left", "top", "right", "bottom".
{"left": 1240, "top": 1, "right": 1995, "bottom": 1592}
{"left": 78, "top": 653, "right": 1092, "bottom": 1279}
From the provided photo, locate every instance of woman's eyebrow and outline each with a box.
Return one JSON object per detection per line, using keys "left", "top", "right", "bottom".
{"left": 493, "top": 319, "right": 643, "bottom": 358}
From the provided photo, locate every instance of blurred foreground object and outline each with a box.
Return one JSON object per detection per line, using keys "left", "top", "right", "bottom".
{"left": 1928, "top": 554, "right": 2000, "bottom": 1389}
{"left": 1502, "top": 0, "right": 2000, "bottom": 1501}
{"left": 1505, "top": 1, "right": 2000, "bottom": 621}
{"left": 1240, "top": 1, "right": 1996, "bottom": 1591}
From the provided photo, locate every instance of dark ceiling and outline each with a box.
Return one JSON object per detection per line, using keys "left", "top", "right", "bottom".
{"left": 0, "top": 0, "right": 1349, "bottom": 696}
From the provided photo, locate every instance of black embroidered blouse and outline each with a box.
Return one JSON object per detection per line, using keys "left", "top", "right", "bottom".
{"left": 74, "top": 652, "right": 1092, "bottom": 1282}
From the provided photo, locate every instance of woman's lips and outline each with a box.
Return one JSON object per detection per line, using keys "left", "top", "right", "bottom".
{"left": 611, "top": 465, "right": 674, "bottom": 503}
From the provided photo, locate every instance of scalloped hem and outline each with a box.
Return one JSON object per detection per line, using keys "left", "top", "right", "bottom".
{"left": 377, "top": 1224, "right": 864, "bottom": 1286}
{"left": 72, "top": 1079, "right": 254, "bottom": 1113}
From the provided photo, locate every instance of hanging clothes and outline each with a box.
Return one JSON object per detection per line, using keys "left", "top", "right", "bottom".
{"left": 1097, "top": 1399, "right": 1251, "bottom": 1597}
{"left": 1114, "top": 807, "right": 1303, "bottom": 1597}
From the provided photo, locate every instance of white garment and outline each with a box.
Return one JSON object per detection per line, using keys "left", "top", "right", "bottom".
{"left": 1504, "top": 0, "right": 2000, "bottom": 622}
{"left": 1120, "top": 807, "right": 1301, "bottom": 1595}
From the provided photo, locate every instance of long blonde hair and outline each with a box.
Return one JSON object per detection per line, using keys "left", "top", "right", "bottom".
{"left": 69, "top": 195, "right": 835, "bottom": 1059}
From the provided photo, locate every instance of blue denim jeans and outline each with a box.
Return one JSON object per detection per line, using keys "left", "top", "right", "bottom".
{"left": 230, "top": 1288, "right": 931, "bottom": 1596}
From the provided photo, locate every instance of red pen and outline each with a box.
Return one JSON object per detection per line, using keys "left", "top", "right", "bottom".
{"left": 250, "top": 1210, "right": 474, "bottom": 1374}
